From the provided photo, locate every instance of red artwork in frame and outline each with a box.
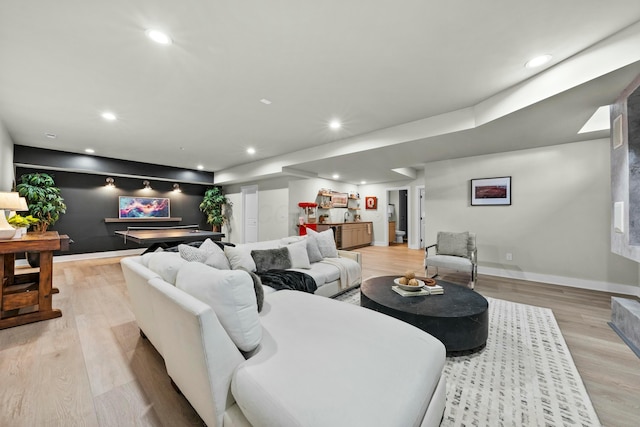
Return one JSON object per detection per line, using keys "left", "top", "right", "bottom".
{"left": 365, "top": 196, "right": 377, "bottom": 210}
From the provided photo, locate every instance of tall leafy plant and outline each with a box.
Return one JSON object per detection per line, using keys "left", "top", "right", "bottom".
{"left": 16, "top": 173, "right": 67, "bottom": 233}
{"left": 199, "top": 187, "right": 232, "bottom": 231}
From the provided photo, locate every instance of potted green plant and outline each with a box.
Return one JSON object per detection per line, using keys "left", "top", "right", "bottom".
{"left": 199, "top": 187, "right": 232, "bottom": 232}
{"left": 16, "top": 172, "right": 67, "bottom": 233}
{"left": 7, "top": 214, "right": 40, "bottom": 237}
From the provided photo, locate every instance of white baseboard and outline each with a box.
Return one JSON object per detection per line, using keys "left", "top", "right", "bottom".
{"left": 15, "top": 248, "right": 145, "bottom": 266}
{"left": 21, "top": 247, "right": 640, "bottom": 297}
{"left": 479, "top": 266, "right": 640, "bottom": 298}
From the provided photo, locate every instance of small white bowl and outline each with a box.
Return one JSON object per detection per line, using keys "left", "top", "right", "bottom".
{"left": 394, "top": 278, "right": 426, "bottom": 291}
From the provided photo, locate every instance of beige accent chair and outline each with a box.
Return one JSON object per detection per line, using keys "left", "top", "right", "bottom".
{"left": 425, "top": 231, "right": 477, "bottom": 289}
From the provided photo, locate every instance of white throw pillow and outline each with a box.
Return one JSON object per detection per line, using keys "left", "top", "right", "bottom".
{"left": 279, "top": 235, "right": 305, "bottom": 245}
{"left": 224, "top": 244, "right": 257, "bottom": 271}
{"left": 175, "top": 262, "right": 261, "bottom": 352}
{"left": 307, "top": 228, "right": 339, "bottom": 258}
{"left": 205, "top": 250, "right": 231, "bottom": 270}
{"left": 147, "top": 252, "right": 187, "bottom": 285}
{"left": 140, "top": 247, "right": 164, "bottom": 267}
{"left": 283, "top": 239, "right": 311, "bottom": 269}
{"left": 304, "top": 234, "right": 324, "bottom": 263}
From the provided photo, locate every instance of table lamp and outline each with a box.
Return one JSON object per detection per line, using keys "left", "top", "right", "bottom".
{"left": 0, "top": 192, "right": 27, "bottom": 239}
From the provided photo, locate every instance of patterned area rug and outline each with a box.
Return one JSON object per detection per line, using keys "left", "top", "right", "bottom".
{"left": 335, "top": 289, "right": 601, "bottom": 427}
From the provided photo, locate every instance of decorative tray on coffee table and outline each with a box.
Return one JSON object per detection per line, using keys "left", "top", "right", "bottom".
{"left": 392, "top": 277, "right": 443, "bottom": 296}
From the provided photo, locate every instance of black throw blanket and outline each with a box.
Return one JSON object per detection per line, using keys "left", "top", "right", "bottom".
{"left": 257, "top": 269, "right": 317, "bottom": 294}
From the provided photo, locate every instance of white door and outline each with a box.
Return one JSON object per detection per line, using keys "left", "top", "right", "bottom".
{"left": 242, "top": 185, "right": 258, "bottom": 243}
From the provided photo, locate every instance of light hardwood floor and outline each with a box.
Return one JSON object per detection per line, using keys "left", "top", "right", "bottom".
{"left": 1, "top": 245, "right": 639, "bottom": 426}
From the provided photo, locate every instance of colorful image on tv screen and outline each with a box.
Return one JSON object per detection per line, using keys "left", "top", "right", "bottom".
{"left": 119, "top": 197, "right": 170, "bottom": 218}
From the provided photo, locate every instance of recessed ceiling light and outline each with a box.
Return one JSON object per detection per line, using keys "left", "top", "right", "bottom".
{"left": 101, "top": 112, "right": 117, "bottom": 121}
{"left": 45, "top": 133, "right": 57, "bottom": 139}
{"left": 329, "top": 120, "right": 341, "bottom": 130}
{"left": 85, "top": 148, "right": 95, "bottom": 154}
{"left": 360, "top": 181, "right": 367, "bottom": 185}
{"left": 332, "top": 174, "right": 340, "bottom": 179}
{"left": 247, "top": 147, "right": 256, "bottom": 155}
{"left": 146, "top": 29, "right": 172, "bottom": 45}
{"left": 197, "top": 164, "right": 204, "bottom": 170}
{"left": 259, "top": 98, "right": 272, "bottom": 105}
{"left": 525, "top": 54, "right": 552, "bottom": 68}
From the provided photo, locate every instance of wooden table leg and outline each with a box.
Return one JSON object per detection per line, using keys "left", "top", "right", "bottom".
{"left": 38, "top": 250, "right": 53, "bottom": 312}
{"left": 0, "top": 254, "right": 5, "bottom": 319}
{"left": 1, "top": 253, "right": 16, "bottom": 320}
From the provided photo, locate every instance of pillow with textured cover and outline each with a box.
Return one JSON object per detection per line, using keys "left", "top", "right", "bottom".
{"left": 179, "top": 238, "right": 230, "bottom": 269}
{"left": 178, "top": 239, "right": 217, "bottom": 262}
{"left": 437, "top": 231, "right": 469, "bottom": 258}
{"left": 224, "top": 241, "right": 280, "bottom": 271}
{"left": 251, "top": 247, "right": 292, "bottom": 273}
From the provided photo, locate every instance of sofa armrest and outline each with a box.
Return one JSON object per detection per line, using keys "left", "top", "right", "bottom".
{"left": 338, "top": 250, "right": 361, "bottom": 266}
{"left": 121, "top": 257, "right": 163, "bottom": 352}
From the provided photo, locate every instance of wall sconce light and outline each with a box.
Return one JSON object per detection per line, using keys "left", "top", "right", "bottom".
{"left": 105, "top": 177, "right": 115, "bottom": 188}
{"left": 173, "top": 183, "right": 181, "bottom": 192}
{"left": 143, "top": 180, "right": 151, "bottom": 190}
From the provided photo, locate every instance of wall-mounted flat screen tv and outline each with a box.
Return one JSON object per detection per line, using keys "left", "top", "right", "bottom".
{"left": 119, "top": 196, "right": 170, "bottom": 219}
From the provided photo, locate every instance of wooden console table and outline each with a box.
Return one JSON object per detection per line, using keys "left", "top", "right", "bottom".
{"left": 0, "top": 231, "right": 70, "bottom": 329}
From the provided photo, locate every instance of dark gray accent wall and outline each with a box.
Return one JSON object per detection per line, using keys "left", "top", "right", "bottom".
{"left": 14, "top": 145, "right": 214, "bottom": 184}
{"left": 14, "top": 147, "right": 215, "bottom": 255}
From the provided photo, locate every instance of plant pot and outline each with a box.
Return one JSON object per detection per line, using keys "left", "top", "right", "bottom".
{"left": 26, "top": 252, "right": 40, "bottom": 268}
{"left": 12, "top": 227, "right": 27, "bottom": 239}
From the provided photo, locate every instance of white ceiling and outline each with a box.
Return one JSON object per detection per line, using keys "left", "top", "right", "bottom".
{"left": 2, "top": 1, "right": 640, "bottom": 185}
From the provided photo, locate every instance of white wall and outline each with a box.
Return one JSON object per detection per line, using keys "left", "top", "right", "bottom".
{"left": 257, "top": 186, "right": 289, "bottom": 241}
{"left": 288, "top": 178, "right": 358, "bottom": 230}
{"left": 224, "top": 177, "right": 291, "bottom": 242}
{"left": 0, "top": 119, "right": 14, "bottom": 191}
{"left": 424, "top": 138, "right": 640, "bottom": 295}
{"left": 359, "top": 169, "right": 424, "bottom": 248}
{"left": 224, "top": 191, "right": 242, "bottom": 243}
{"left": 226, "top": 177, "right": 362, "bottom": 242}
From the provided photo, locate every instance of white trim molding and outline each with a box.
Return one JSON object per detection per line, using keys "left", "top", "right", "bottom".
{"left": 479, "top": 266, "right": 640, "bottom": 298}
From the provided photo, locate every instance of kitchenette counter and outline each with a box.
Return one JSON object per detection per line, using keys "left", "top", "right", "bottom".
{"left": 316, "top": 222, "right": 372, "bottom": 249}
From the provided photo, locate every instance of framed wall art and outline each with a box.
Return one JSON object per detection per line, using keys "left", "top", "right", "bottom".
{"left": 365, "top": 196, "right": 377, "bottom": 210}
{"left": 119, "top": 196, "right": 171, "bottom": 218}
{"left": 470, "top": 177, "right": 511, "bottom": 206}
{"left": 330, "top": 193, "right": 348, "bottom": 208}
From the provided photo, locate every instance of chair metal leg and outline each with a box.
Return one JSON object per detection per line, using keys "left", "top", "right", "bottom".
{"left": 425, "top": 265, "right": 439, "bottom": 279}
{"left": 468, "top": 265, "right": 477, "bottom": 289}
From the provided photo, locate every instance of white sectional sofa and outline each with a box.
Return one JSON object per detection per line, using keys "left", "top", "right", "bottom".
{"left": 220, "top": 232, "right": 362, "bottom": 297}
{"left": 120, "top": 232, "right": 447, "bottom": 427}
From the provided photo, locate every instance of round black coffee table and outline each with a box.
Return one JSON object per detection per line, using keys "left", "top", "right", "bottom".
{"left": 360, "top": 276, "right": 489, "bottom": 354}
